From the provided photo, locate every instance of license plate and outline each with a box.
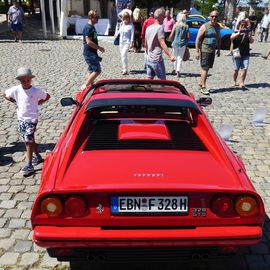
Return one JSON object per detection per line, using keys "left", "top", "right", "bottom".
{"left": 111, "top": 196, "right": 188, "bottom": 215}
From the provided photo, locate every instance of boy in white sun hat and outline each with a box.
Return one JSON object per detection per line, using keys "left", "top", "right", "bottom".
{"left": 3, "top": 67, "right": 50, "bottom": 176}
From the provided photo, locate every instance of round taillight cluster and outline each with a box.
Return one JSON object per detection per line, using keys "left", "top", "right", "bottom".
{"left": 41, "top": 196, "right": 63, "bottom": 217}
{"left": 211, "top": 195, "right": 233, "bottom": 217}
{"left": 235, "top": 196, "right": 257, "bottom": 217}
{"left": 64, "top": 195, "right": 88, "bottom": 217}
{"left": 211, "top": 194, "right": 258, "bottom": 217}
{"left": 40, "top": 194, "right": 88, "bottom": 218}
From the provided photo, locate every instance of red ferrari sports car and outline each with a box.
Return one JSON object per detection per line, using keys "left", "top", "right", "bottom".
{"left": 31, "top": 79, "right": 265, "bottom": 268}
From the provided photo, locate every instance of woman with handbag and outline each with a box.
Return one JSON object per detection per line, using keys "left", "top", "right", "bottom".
{"left": 169, "top": 14, "right": 189, "bottom": 77}
{"left": 114, "top": 12, "right": 134, "bottom": 75}
{"left": 230, "top": 20, "right": 254, "bottom": 89}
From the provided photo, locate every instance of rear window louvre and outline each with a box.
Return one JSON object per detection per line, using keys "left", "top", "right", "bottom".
{"left": 83, "top": 121, "right": 207, "bottom": 151}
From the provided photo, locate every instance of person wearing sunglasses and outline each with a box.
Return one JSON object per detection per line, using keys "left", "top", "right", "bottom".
{"left": 230, "top": 20, "right": 253, "bottom": 89}
{"left": 195, "top": 10, "right": 221, "bottom": 95}
{"left": 3, "top": 67, "right": 50, "bottom": 176}
{"left": 82, "top": 10, "right": 105, "bottom": 89}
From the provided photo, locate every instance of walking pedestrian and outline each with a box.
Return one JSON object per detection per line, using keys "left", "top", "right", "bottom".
{"left": 195, "top": 10, "right": 221, "bottom": 95}
{"left": 7, "top": 0, "right": 24, "bottom": 43}
{"left": 82, "top": 10, "right": 105, "bottom": 89}
{"left": 141, "top": 8, "right": 155, "bottom": 47}
{"left": 115, "top": 12, "right": 134, "bottom": 75}
{"left": 163, "top": 10, "right": 175, "bottom": 47}
{"left": 145, "top": 8, "right": 176, "bottom": 80}
{"left": 132, "top": 8, "right": 143, "bottom": 52}
{"left": 231, "top": 20, "right": 254, "bottom": 89}
{"left": 169, "top": 14, "right": 189, "bottom": 77}
{"left": 260, "top": 8, "right": 270, "bottom": 42}
{"left": 235, "top": 6, "right": 247, "bottom": 30}
{"left": 3, "top": 67, "right": 50, "bottom": 176}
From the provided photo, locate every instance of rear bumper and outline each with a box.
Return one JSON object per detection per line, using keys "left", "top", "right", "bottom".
{"left": 33, "top": 225, "right": 262, "bottom": 248}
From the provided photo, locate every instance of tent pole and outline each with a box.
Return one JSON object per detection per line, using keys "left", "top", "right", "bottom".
{"left": 56, "top": 0, "right": 61, "bottom": 30}
{"left": 60, "top": 0, "right": 67, "bottom": 37}
{"left": 49, "top": 0, "right": 55, "bottom": 34}
{"left": 40, "top": 0, "right": 47, "bottom": 38}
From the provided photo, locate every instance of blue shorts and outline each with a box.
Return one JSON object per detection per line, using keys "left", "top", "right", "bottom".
{"left": 84, "top": 53, "right": 101, "bottom": 73}
{"left": 18, "top": 120, "right": 37, "bottom": 143}
{"left": 11, "top": 22, "right": 23, "bottom": 32}
{"left": 232, "top": 56, "right": 249, "bottom": 70}
{"left": 146, "top": 60, "right": 166, "bottom": 80}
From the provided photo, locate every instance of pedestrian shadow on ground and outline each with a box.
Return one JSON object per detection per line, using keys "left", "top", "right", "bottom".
{"left": 245, "top": 83, "right": 270, "bottom": 89}
{"left": 0, "top": 40, "right": 47, "bottom": 44}
{"left": 169, "top": 72, "right": 202, "bottom": 78}
{"left": 250, "top": 52, "right": 262, "bottom": 57}
{"left": 211, "top": 82, "right": 270, "bottom": 94}
{"left": 0, "top": 141, "right": 56, "bottom": 166}
{"left": 130, "top": 70, "right": 146, "bottom": 75}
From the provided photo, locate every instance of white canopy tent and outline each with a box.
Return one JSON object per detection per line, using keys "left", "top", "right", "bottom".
{"left": 40, "top": 0, "right": 64, "bottom": 38}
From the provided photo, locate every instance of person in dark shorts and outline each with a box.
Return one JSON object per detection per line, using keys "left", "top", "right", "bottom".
{"left": 7, "top": 0, "right": 24, "bottom": 42}
{"left": 3, "top": 67, "right": 50, "bottom": 176}
{"left": 82, "top": 10, "right": 105, "bottom": 89}
{"left": 195, "top": 10, "right": 221, "bottom": 95}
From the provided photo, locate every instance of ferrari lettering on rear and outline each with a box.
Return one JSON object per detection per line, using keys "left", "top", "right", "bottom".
{"left": 111, "top": 196, "right": 188, "bottom": 214}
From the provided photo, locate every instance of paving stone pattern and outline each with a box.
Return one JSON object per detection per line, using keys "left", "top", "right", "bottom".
{"left": 0, "top": 15, "right": 270, "bottom": 270}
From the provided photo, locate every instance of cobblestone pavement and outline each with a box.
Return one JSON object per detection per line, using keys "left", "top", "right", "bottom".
{"left": 0, "top": 15, "right": 270, "bottom": 270}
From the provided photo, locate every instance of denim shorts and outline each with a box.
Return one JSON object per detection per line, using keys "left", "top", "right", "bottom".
{"left": 146, "top": 60, "right": 166, "bottom": 80}
{"left": 232, "top": 56, "right": 249, "bottom": 70}
{"left": 84, "top": 53, "right": 101, "bottom": 73}
{"left": 18, "top": 120, "right": 37, "bottom": 143}
{"left": 11, "top": 22, "right": 23, "bottom": 32}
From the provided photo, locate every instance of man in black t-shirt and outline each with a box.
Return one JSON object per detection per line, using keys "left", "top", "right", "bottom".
{"left": 82, "top": 10, "right": 105, "bottom": 89}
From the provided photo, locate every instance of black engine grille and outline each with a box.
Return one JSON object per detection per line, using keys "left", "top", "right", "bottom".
{"left": 83, "top": 121, "right": 207, "bottom": 151}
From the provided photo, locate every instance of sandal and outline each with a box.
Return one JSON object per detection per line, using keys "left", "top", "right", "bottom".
{"left": 200, "top": 87, "right": 210, "bottom": 95}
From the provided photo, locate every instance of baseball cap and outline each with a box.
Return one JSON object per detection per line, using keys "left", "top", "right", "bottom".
{"left": 15, "top": 67, "right": 35, "bottom": 80}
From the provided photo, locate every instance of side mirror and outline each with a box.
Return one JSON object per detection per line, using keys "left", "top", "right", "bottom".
{"left": 60, "top": 97, "right": 79, "bottom": 107}
{"left": 196, "top": 97, "right": 212, "bottom": 107}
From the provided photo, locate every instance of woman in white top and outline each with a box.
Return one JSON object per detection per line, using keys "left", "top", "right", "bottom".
{"left": 115, "top": 12, "right": 134, "bottom": 75}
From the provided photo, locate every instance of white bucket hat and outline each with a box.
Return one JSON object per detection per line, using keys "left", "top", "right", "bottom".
{"left": 15, "top": 67, "right": 35, "bottom": 80}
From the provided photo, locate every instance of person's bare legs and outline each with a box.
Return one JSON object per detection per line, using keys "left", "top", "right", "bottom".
{"left": 17, "top": 31, "right": 23, "bottom": 42}
{"left": 85, "top": 71, "right": 100, "bottom": 87}
{"left": 233, "top": 69, "right": 239, "bottom": 86}
{"left": 25, "top": 142, "right": 34, "bottom": 164}
{"left": 240, "top": 69, "right": 247, "bottom": 87}
{"left": 200, "top": 69, "right": 209, "bottom": 88}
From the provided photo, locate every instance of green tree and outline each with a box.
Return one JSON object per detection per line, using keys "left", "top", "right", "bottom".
{"left": 194, "top": 0, "right": 218, "bottom": 16}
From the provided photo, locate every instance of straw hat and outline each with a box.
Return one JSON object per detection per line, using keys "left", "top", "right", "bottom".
{"left": 15, "top": 67, "right": 35, "bottom": 80}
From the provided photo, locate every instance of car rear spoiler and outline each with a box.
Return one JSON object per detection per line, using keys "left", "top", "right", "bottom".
{"left": 85, "top": 98, "right": 202, "bottom": 114}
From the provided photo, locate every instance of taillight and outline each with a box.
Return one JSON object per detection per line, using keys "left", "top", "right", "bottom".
{"left": 41, "top": 196, "right": 63, "bottom": 217}
{"left": 211, "top": 195, "right": 234, "bottom": 216}
{"left": 235, "top": 195, "right": 257, "bottom": 217}
{"left": 64, "top": 195, "right": 88, "bottom": 217}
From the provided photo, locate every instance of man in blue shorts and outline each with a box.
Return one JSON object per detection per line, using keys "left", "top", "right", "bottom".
{"left": 145, "top": 8, "right": 175, "bottom": 80}
{"left": 82, "top": 10, "right": 105, "bottom": 89}
{"left": 7, "top": 0, "right": 24, "bottom": 43}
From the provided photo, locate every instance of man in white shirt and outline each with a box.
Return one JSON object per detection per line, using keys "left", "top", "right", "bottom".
{"left": 260, "top": 8, "right": 270, "bottom": 42}
{"left": 235, "top": 6, "right": 246, "bottom": 30}
{"left": 7, "top": 0, "right": 24, "bottom": 42}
